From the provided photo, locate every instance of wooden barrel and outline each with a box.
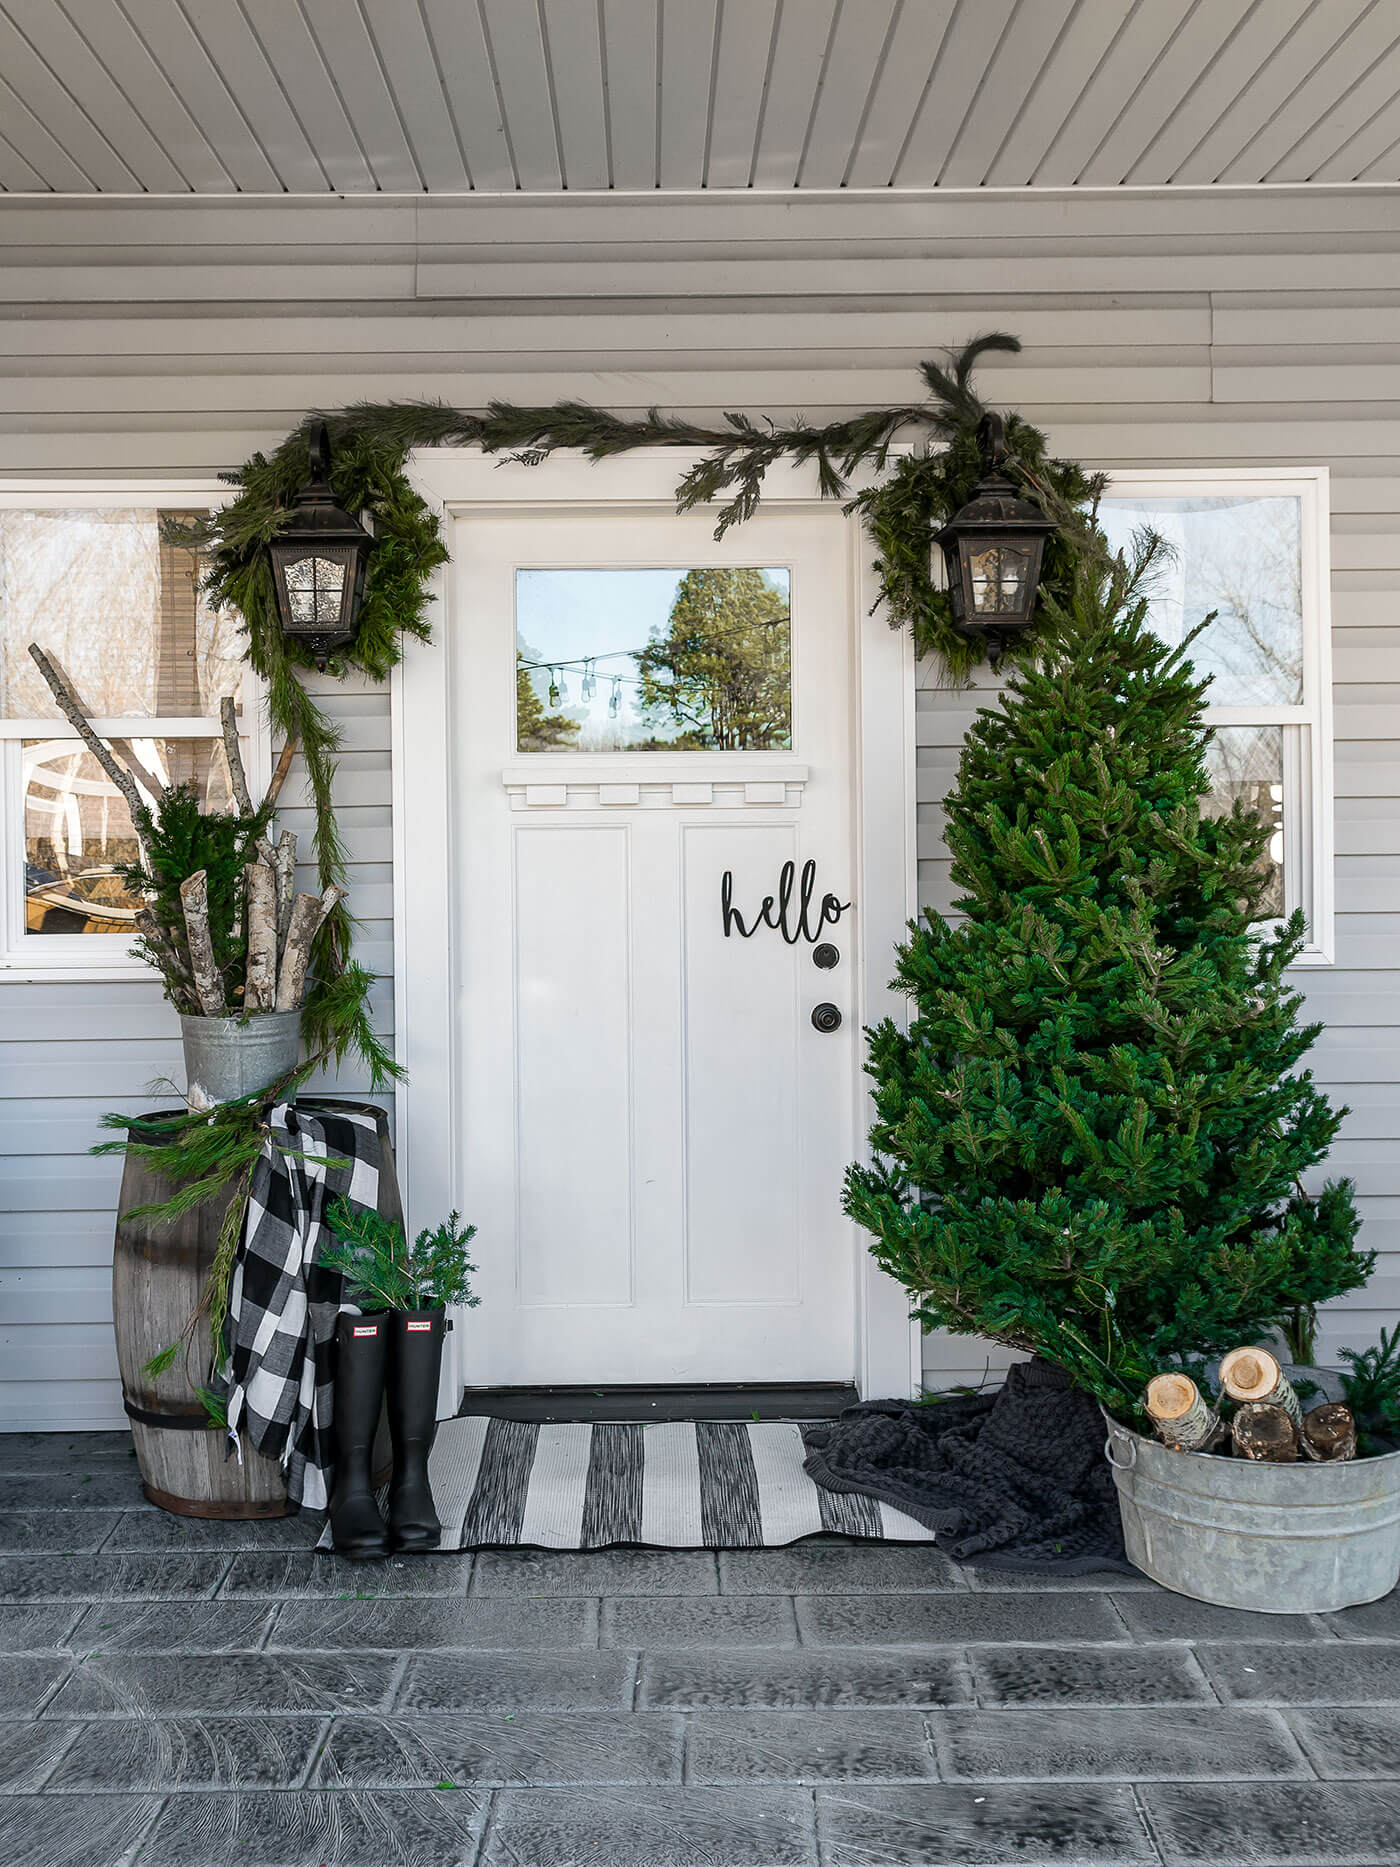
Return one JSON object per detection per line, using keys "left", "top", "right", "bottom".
{"left": 112, "top": 1098, "right": 401, "bottom": 1518}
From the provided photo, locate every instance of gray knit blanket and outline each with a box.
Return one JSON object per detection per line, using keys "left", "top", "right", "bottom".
{"left": 802, "top": 1359, "right": 1135, "bottom": 1574}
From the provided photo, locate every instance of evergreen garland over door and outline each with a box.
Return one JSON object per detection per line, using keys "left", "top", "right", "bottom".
{"left": 451, "top": 503, "right": 863, "bottom": 1386}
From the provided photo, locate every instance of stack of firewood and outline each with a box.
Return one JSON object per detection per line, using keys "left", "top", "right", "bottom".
{"left": 28, "top": 643, "right": 342, "bottom": 1019}
{"left": 1145, "top": 1346, "right": 1357, "bottom": 1463}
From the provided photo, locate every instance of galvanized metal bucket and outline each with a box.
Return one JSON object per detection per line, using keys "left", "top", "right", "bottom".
{"left": 180, "top": 1011, "right": 302, "bottom": 1111}
{"left": 1104, "top": 1410, "right": 1400, "bottom": 1612}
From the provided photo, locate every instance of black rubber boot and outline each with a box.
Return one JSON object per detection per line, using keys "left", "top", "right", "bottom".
{"left": 327, "top": 1313, "right": 390, "bottom": 1560}
{"left": 388, "top": 1308, "right": 446, "bottom": 1552}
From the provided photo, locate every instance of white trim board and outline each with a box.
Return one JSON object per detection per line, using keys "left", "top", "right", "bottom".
{"left": 393, "top": 450, "right": 920, "bottom": 1403}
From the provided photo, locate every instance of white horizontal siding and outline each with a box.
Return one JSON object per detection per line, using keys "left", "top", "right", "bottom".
{"left": 0, "top": 188, "right": 1397, "bottom": 1418}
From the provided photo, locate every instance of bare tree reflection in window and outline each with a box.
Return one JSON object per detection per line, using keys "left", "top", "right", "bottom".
{"left": 1203, "top": 724, "right": 1285, "bottom": 920}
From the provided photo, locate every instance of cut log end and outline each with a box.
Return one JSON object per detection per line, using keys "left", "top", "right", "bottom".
{"left": 1220, "top": 1346, "right": 1280, "bottom": 1402}
{"left": 1302, "top": 1402, "right": 1357, "bottom": 1463}
{"left": 1145, "top": 1373, "right": 1223, "bottom": 1453}
{"left": 1147, "top": 1374, "right": 1198, "bottom": 1423}
{"left": 1231, "top": 1401, "right": 1300, "bottom": 1463}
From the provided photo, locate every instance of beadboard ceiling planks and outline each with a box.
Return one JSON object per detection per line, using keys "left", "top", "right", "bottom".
{"left": 704, "top": 0, "right": 778, "bottom": 191}
{"left": 0, "top": 0, "right": 1395, "bottom": 194}
{"left": 539, "top": 0, "right": 610, "bottom": 192}
{"left": 1078, "top": 0, "right": 1303, "bottom": 189}
{"left": 1168, "top": 0, "right": 1378, "bottom": 187}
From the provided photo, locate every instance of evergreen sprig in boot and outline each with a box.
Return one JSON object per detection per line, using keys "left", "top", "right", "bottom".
{"left": 327, "top": 1313, "right": 390, "bottom": 1560}
{"left": 388, "top": 1308, "right": 446, "bottom": 1552}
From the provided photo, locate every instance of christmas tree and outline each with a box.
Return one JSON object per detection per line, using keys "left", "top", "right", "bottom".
{"left": 845, "top": 523, "right": 1370, "bottom": 1423}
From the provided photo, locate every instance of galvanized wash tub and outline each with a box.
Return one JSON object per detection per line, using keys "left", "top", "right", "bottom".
{"left": 180, "top": 1010, "right": 301, "bottom": 1110}
{"left": 1104, "top": 1412, "right": 1400, "bottom": 1612}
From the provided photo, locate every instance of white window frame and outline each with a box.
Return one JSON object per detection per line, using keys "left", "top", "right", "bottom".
{"left": 0, "top": 480, "right": 269, "bottom": 983}
{"left": 1103, "top": 466, "right": 1335, "bottom": 967}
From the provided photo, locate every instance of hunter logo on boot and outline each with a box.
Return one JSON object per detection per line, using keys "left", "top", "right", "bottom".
{"left": 352, "top": 1324, "right": 379, "bottom": 1338}
{"left": 406, "top": 1319, "right": 432, "bottom": 1332}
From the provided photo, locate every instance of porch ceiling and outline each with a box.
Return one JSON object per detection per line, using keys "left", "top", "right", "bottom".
{"left": 1, "top": 0, "right": 1398, "bottom": 197}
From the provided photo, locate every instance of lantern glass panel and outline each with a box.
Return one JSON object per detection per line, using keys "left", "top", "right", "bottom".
{"left": 282, "top": 552, "right": 348, "bottom": 629}
{"left": 967, "top": 541, "right": 1036, "bottom": 617}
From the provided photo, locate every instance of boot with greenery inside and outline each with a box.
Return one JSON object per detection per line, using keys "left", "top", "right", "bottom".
{"left": 321, "top": 1204, "right": 479, "bottom": 1551}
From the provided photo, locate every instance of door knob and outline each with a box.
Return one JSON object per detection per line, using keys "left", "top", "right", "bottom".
{"left": 811, "top": 1002, "right": 842, "bottom": 1033}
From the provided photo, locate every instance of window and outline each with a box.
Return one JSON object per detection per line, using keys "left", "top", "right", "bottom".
{"left": 1098, "top": 470, "right": 1334, "bottom": 964}
{"left": 0, "top": 488, "right": 263, "bottom": 977}
{"left": 515, "top": 566, "right": 792, "bottom": 752}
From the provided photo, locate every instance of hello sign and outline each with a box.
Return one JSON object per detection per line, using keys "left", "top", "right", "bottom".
{"left": 721, "top": 860, "right": 851, "bottom": 945}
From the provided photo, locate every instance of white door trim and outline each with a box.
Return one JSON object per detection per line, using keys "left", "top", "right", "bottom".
{"left": 392, "top": 449, "right": 920, "bottom": 1401}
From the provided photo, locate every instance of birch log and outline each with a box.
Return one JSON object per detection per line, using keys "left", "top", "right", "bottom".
{"left": 272, "top": 831, "right": 297, "bottom": 954}
{"left": 219, "top": 696, "right": 254, "bottom": 816}
{"left": 1220, "top": 1346, "right": 1304, "bottom": 1428}
{"left": 275, "top": 884, "right": 347, "bottom": 1012}
{"left": 179, "top": 871, "right": 225, "bottom": 1015}
{"left": 263, "top": 737, "right": 299, "bottom": 812}
{"left": 1145, "top": 1374, "right": 1224, "bottom": 1453}
{"left": 243, "top": 863, "right": 278, "bottom": 1011}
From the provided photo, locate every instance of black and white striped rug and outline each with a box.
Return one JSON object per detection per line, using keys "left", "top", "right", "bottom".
{"left": 318, "top": 1417, "right": 935, "bottom": 1550}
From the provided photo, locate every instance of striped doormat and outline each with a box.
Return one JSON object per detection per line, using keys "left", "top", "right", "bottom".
{"left": 317, "top": 1416, "right": 935, "bottom": 1550}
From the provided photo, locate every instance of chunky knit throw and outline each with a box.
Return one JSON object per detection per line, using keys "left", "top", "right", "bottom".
{"left": 802, "top": 1359, "right": 1135, "bottom": 1574}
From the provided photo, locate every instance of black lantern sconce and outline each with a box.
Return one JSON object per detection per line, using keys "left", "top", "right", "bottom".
{"left": 268, "top": 425, "right": 372, "bottom": 669}
{"left": 932, "top": 412, "right": 1056, "bottom": 664}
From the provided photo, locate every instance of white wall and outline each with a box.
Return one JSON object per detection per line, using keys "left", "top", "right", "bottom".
{"left": 1, "top": 187, "right": 1396, "bottom": 1420}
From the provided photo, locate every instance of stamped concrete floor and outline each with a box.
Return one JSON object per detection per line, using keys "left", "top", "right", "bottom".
{"left": 0, "top": 1432, "right": 1397, "bottom": 1866}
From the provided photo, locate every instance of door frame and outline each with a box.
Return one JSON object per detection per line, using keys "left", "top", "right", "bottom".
{"left": 392, "top": 449, "right": 921, "bottom": 1400}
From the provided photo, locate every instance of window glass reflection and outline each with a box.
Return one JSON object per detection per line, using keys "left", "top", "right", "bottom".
{"left": 1098, "top": 495, "right": 1303, "bottom": 706}
{"left": 516, "top": 567, "right": 791, "bottom": 752}
{"left": 23, "top": 738, "right": 233, "bottom": 935}
{"left": 1203, "top": 723, "right": 1285, "bottom": 919}
{"left": 0, "top": 508, "right": 242, "bottom": 718}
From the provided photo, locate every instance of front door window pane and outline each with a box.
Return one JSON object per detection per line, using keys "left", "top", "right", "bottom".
{"left": 516, "top": 567, "right": 792, "bottom": 751}
{"left": 1097, "top": 495, "right": 1303, "bottom": 706}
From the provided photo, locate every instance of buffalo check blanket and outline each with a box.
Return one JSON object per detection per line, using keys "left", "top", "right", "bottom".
{"left": 224, "top": 1102, "right": 382, "bottom": 1510}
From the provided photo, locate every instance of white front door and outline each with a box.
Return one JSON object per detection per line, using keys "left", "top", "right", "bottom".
{"left": 451, "top": 501, "right": 863, "bottom": 1386}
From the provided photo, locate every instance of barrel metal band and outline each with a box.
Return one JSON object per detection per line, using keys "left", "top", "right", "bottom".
{"left": 122, "top": 1395, "right": 214, "bottom": 1431}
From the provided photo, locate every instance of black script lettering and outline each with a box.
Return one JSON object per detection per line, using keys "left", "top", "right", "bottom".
{"left": 721, "top": 861, "right": 852, "bottom": 942}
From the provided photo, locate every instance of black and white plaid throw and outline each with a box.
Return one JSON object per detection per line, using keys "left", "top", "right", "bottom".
{"left": 224, "top": 1103, "right": 382, "bottom": 1510}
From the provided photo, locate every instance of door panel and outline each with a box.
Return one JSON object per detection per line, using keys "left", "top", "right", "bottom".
{"left": 514, "top": 823, "right": 633, "bottom": 1310}
{"left": 452, "top": 504, "right": 859, "bottom": 1385}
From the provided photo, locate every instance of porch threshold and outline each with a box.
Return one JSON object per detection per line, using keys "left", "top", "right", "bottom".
{"left": 456, "top": 1381, "right": 859, "bottom": 1423}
